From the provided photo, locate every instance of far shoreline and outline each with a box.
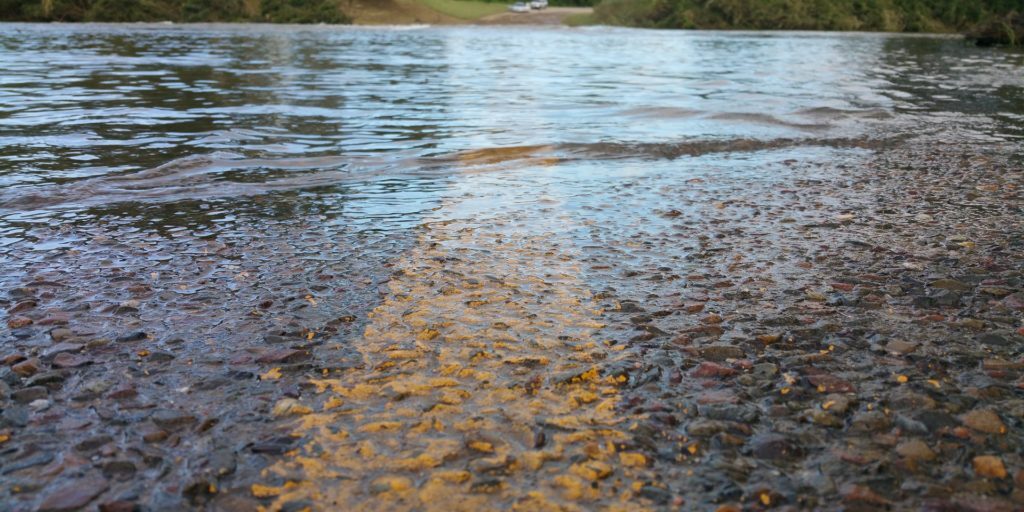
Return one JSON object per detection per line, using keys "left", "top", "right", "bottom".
{"left": 0, "top": 20, "right": 971, "bottom": 38}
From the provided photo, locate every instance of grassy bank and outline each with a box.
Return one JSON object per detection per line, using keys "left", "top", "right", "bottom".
{"left": 591, "top": 0, "right": 1022, "bottom": 45}
{"left": 0, "top": 0, "right": 595, "bottom": 23}
{"left": 420, "top": 0, "right": 505, "bottom": 20}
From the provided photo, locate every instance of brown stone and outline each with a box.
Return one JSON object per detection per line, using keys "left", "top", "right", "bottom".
{"left": 840, "top": 484, "right": 890, "bottom": 506}
{"left": 52, "top": 352, "right": 91, "bottom": 369}
{"left": 99, "top": 501, "right": 137, "bottom": 512}
{"left": 807, "top": 374, "right": 855, "bottom": 393}
{"left": 142, "top": 430, "right": 169, "bottom": 443}
{"left": 255, "top": 348, "right": 306, "bottom": 364}
{"left": 960, "top": 409, "right": 1006, "bottom": 434}
{"left": 683, "top": 302, "right": 705, "bottom": 313}
{"left": 7, "top": 300, "right": 37, "bottom": 314}
{"left": 12, "top": 357, "right": 41, "bottom": 377}
{"left": 691, "top": 362, "right": 738, "bottom": 378}
{"left": 150, "top": 409, "right": 197, "bottom": 430}
{"left": 884, "top": 340, "right": 918, "bottom": 355}
{"left": 7, "top": 316, "right": 33, "bottom": 329}
{"left": 699, "top": 345, "right": 744, "bottom": 361}
{"left": 38, "top": 476, "right": 109, "bottom": 512}
{"left": 895, "top": 439, "right": 936, "bottom": 461}
{"left": 43, "top": 343, "right": 84, "bottom": 358}
{"left": 702, "top": 313, "right": 723, "bottom": 324}
{"left": 973, "top": 455, "right": 1008, "bottom": 479}
{"left": 36, "top": 313, "right": 70, "bottom": 326}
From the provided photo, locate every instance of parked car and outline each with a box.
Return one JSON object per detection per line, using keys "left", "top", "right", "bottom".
{"left": 508, "top": 2, "right": 530, "bottom": 12}
{"left": 530, "top": 0, "right": 548, "bottom": 9}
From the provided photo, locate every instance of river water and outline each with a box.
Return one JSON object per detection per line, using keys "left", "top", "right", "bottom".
{"left": 1, "top": 24, "right": 1021, "bottom": 236}
{"left": 1, "top": 24, "right": 1023, "bottom": 512}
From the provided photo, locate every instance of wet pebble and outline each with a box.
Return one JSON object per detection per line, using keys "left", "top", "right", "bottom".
{"left": 960, "top": 409, "right": 1006, "bottom": 434}
{"left": 37, "top": 475, "right": 109, "bottom": 512}
{"left": 150, "top": 409, "right": 197, "bottom": 431}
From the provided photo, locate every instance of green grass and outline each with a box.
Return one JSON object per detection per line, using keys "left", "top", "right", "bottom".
{"left": 419, "top": 0, "right": 506, "bottom": 20}
{"left": 564, "top": 12, "right": 595, "bottom": 26}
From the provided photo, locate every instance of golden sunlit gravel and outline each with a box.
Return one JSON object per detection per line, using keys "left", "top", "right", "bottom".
{"left": 256, "top": 219, "right": 658, "bottom": 511}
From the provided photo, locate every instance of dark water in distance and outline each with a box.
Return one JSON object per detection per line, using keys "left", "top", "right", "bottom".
{"left": 0, "top": 23, "right": 1022, "bottom": 246}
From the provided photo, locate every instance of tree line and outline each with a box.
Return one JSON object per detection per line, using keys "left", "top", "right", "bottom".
{"left": 0, "top": 0, "right": 1017, "bottom": 45}
{"left": 592, "top": 0, "right": 1021, "bottom": 44}
{"left": 0, "top": 0, "right": 350, "bottom": 23}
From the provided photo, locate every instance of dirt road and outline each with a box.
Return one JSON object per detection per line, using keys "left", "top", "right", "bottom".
{"left": 477, "top": 7, "right": 592, "bottom": 25}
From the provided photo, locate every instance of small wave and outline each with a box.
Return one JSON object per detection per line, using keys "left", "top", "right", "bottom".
{"left": 794, "top": 106, "right": 894, "bottom": 120}
{"left": 0, "top": 136, "right": 897, "bottom": 212}
{"left": 708, "top": 112, "right": 830, "bottom": 131}
{"left": 617, "top": 106, "right": 703, "bottom": 120}
{"left": 0, "top": 152, "right": 410, "bottom": 211}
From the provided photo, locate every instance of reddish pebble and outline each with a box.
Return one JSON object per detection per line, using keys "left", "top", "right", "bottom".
{"left": 841, "top": 484, "right": 890, "bottom": 506}
{"left": 670, "top": 334, "right": 691, "bottom": 345}
{"left": 7, "top": 300, "right": 37, "bottom": 314}
{"left": 807, "top": 374, "right": 856, "bottom": 393}
{"left": 7, "top": 316, "right": 33, "bottom": 329}
{"left": 108, "top": 383, "right": 138, "bottom": 400}
{"left": 668, "top": 369, "right": 682, "bottom": 384}
{"left": 255, "top": 348, "right": 305, "bottom": 364}
{"left": 692, "top": 362, "right": 738, "bottom": 378}
{"left": 37, "top": 476, "right": 109, "bottom": 512}
{"left": 52, "top": 352, "right": 91, "bottom": 369}
{"left": 100, "top": 501, "right": 137, "bottom": 512}
{"left": 831, "top": 282, "right": 855, "bottom": 292}
{"left": 683, "top": 302, "right": 705, "bottom": 313}
{"left": 2, "top": 353, "right": 27, "bottom": 365}
{"left": 702, "top": 313, "right": 723, "bottom": 324}
{"left": 143, "top": 430, "right": 169, "bottom": 443}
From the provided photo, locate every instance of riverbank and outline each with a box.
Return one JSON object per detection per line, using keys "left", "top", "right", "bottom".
{"left": 323, "top": 1, "right": 591, "bottom": 26}
{"left": 0, "top": 0, "right": 592, "bottom": 26}
{"left": 0, "top": 0, "right": 1017, "bottom": 44}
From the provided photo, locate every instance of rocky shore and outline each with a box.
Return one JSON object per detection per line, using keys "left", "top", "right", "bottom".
{"left": 3, "top": 132, "right": 1020, "bottom": 511}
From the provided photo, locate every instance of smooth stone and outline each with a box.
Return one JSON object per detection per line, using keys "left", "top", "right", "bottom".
{"left": 960, "top": 409, "right": 1006, "bottom": 434}
{"left": 11, "top": 386, "right": 47, "bottom": 403}
{"left": 750, "top": 433, "right": 804, "bottom": 461}
{"left": 150, "top": 409, "right": 197, "bottom": 431}
{"left": 895, "top": 439, "right": 936, "bottom": 461}
{"left": 699, "top": 345, "right": 745, "bottom": 361}
{"left": 38, "top": 476, "right": 109, "bottom": 512}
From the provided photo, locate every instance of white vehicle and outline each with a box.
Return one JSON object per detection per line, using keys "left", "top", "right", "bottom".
{"left": 508, "top": 2, "right": 530, "bottom": 12}
{"left": 530, "top": 0, "right": 548, "bottom": 9}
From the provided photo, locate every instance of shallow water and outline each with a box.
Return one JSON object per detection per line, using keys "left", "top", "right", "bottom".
{"left": 0, "top": 24, "right": 1021, "bottom": 234}
{"left": 1, "top": 24, "right": 1024, "bottom": 511}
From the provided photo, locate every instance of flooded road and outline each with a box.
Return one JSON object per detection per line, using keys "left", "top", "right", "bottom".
{"left": 1, "top": 24, "right": 1023, "bottom": 511}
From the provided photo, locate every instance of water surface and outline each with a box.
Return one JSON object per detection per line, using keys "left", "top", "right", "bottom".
{"left": 1, "top": 24, "right": 1021, "bottom": 240}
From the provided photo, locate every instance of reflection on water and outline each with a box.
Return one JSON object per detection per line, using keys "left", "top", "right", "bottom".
{"left": 0, "top": 24, "right": 1022, "bottom": 241}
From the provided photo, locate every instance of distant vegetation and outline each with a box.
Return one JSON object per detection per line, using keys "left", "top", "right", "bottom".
{"left": 592, "top": 0, "right": 1021, "bottom": 45}
{"left": 0, "top": 0, "right": 602, "bottom": 23}
{"left": 0, "top": 0, "right": 351, "bottom": 23}
{"left": 0, "top": 0, "right": 1016, "bottom": 46}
